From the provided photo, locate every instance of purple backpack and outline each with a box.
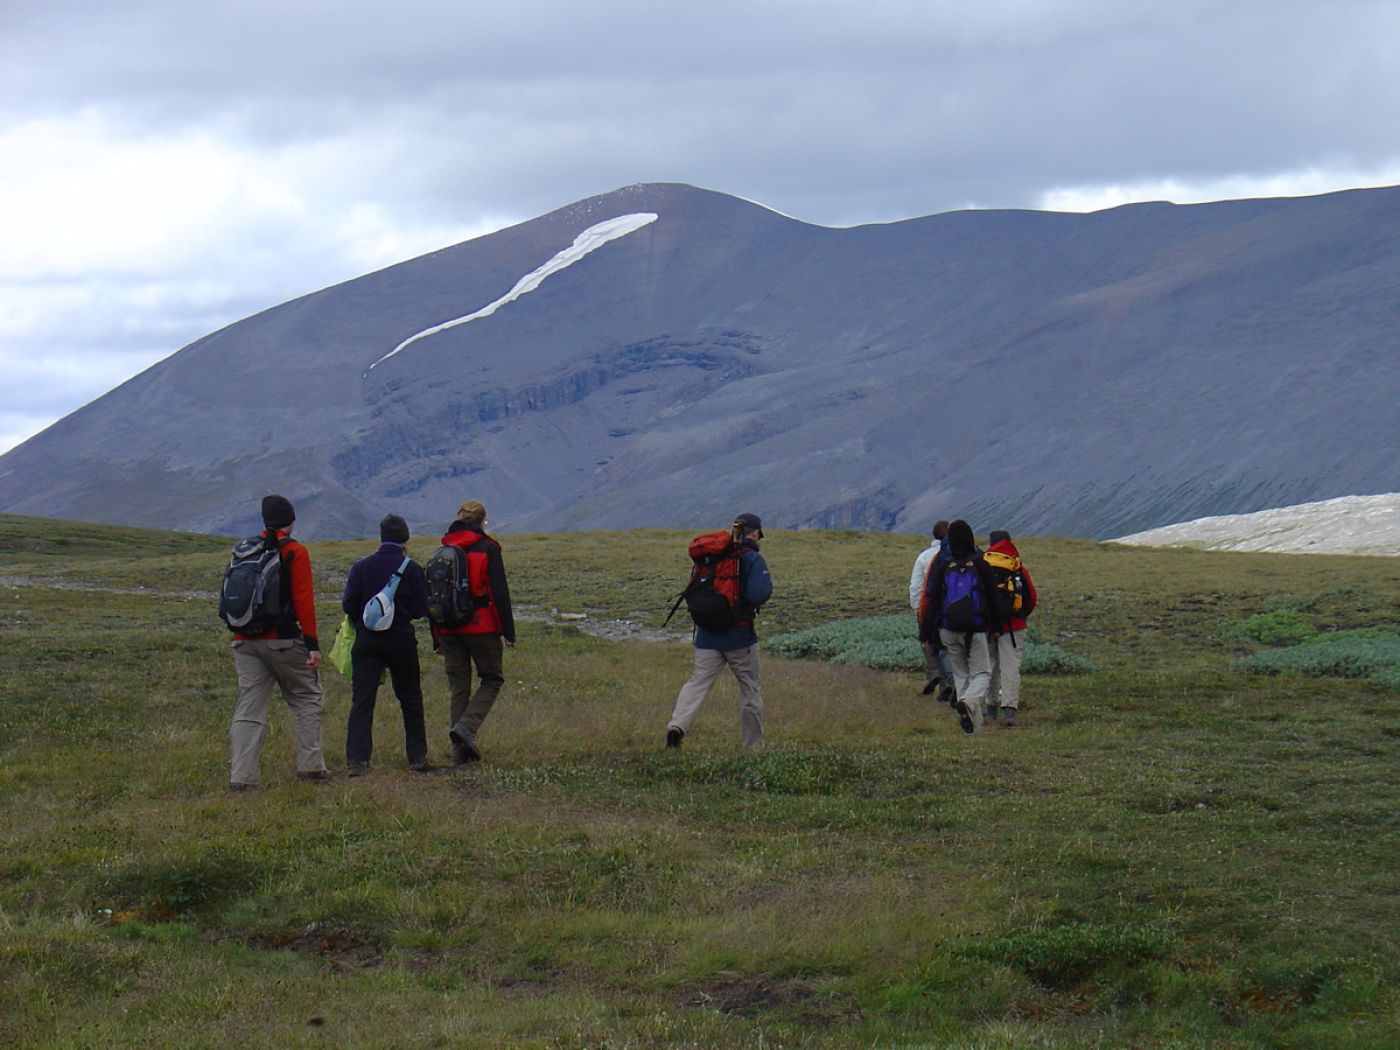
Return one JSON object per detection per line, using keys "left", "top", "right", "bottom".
{"left": 939, "top": 558, "right": 986, "bottom": 632}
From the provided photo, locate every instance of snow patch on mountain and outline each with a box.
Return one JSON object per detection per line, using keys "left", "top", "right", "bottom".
{"left": 1110, "top": 493, "right": 1400, "bottom": 556}
{"left": 367, "top": 212, "right": 658, "bottom": 372}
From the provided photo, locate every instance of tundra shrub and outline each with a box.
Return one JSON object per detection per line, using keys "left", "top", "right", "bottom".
{"left": 768, "top": 616, "right": 1093, "bottom": 674}
{"left": 963, "top": 921, "right": 1173, "bottom": 989}
{"left": 1222, "top": 609, "right": 1315, "bottom": 645}
{"left": 1233, "top": 628, "right": 1400, "bottom": 690}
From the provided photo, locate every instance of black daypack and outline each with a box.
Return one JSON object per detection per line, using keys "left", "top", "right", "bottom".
{"left": 425, "top": 545, "right": 480, "bottom": 628}
{"left": 983, "top": 549, "right": 1027, "bottom": 624}
{"left": 218, "top": 534, "right": 285, "bottom": 633}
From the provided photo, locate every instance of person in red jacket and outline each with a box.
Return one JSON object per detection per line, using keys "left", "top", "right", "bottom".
{"left": 435, "top": 500, "right": 515, "bottom": 764}
{"left": 985, "top": 529, "right": 1039, "bottom": 729}
{"left": 228, "top": 494, "right": 329, "bottom": 789}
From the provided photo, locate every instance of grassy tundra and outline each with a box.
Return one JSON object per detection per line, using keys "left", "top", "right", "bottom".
{"left": 1, "top": 515, "right": 1397, "bottom": 1048}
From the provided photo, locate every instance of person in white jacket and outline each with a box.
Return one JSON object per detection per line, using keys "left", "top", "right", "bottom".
{"left": 909, "top": 520, "right": 954, "bottom": 700}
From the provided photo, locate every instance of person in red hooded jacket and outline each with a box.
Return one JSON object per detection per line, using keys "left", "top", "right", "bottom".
{"left": 985, "top": 530, "right": 1039, "bottom": 729}
{"left": 434, "top": 500, "right": 515, "bottom": 764}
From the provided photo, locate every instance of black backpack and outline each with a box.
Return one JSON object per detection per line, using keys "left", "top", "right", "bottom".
{"left": 218, "top": 534, "right": 285, "bottom": 633}
{"left": 425, "top": 545, "right": 480, "bottom": 628}
{"left": 663, "top": 531, "right": 744, "bottom": 632}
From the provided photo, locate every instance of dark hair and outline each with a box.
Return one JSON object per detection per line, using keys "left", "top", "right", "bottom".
{"left": 932, "top": 519, "right": 950, "bottom": 539}
{"left": 989, "top": 530, "right": 1011, "bottom": 545}
{"left": 380, "top": 514, "right": 410, "bottom": 544}
{"left": 947, "top": 519, "right": 976, "bottom": 555}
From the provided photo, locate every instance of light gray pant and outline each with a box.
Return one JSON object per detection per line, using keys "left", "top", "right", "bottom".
{"left": 990, "top": 631, "right": 1022, "bottom": 710}
{"left": 230, "top": 639, "right": 326, "bottom": 784}
{"left": 939, "top": 629, "right": 991, "bottom": 733}
{"left": 668, "top": 645, "right": 764, "bottom": 750}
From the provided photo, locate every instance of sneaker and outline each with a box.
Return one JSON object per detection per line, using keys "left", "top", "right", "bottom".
{"left": 227, "top": 781, "right": 261, "bottom": 793}
{"left": 449, "top": 724, "right": 482, "bottom": 763}
{"left": 1002, "top": 710, "right": 1019, "bottom": 729}
{"left": 296, "top": 770, "right": 333, "bottom": 783}
{"left": 666, "top": 727, "right": 684, "bottom": 750}
{"left": 955, "top": 700, "right": 976, "bottom": 736}
{"left": 347, "top": 763, "right": 371, "bottom": 778}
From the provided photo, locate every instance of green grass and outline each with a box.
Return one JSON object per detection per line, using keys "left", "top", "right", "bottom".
{"left": 1, "top": 513, "right": 1398, "bottom": 1047}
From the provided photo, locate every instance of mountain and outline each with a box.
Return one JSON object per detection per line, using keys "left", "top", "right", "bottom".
{"left": 1, "top": 182, "right": 1397, "bottom": 539}
{"left": 1111, "top": 493, "right": 1400, "bottom": 556}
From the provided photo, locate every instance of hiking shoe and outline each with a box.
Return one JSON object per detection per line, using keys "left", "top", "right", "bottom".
{"left": 449, "top": 724, "right": 482, "bottom": 763}
{"left": 347, "top": 763, "right": 371, "bottom": 778}
{"left": 296, "top": 769, "right": 333, "bottom": 783}
{"left": 1001, "top": 710, "right": 1019, "bottom": 729}
{"left": 955, "top": 701, "right": 976, "bottom": 736}
{"left": 227, "top": 781, "right": 261, "bottom": 793}
{"left": 408, "top": 760, "right": 436, "bottom": 773}
{"left": 666, "top": 727, "right": 684, "bottom": 750}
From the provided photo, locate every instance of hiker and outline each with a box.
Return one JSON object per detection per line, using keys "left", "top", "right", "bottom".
{"left": 985, "top": 529, "right": 1039, "bottom": 729}
{"left": 222, "top": 494, "right": 329, "bottom": 789}
{"left": 665, "top": 512, "right": 773, "bottom": 751}
{"left": 910, "top": 519, "right": 956, "bottom": 702}
{"left": 431, "top": 500, "right": 515, "bottom": 764}
{"left": 341, "top": 514, "right": 431, "bottom": 774}
{"left": 919, "top": 519, "right": 1003, "bottom": 735}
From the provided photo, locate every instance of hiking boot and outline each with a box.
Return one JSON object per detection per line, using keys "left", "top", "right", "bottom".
{"left": 921, "top": 678, "right": 938, "bottom": 696}
{"left": 227, "top": 781, "right": 261, "bottom": 793}
{"left": 937, "top": 684, "right": 957, "bottom": 708}
{"left": 1001, "top": 709, "right": 1019, "bottom": 729}
{"left": 408, "top": 760, "right": 435, "bottom": 773}
{"left": 347, "top": 763, "right": 371, "bottom": 778}
{"left": 987, "top": 704, "right": 1001, "bottom": 722}
{"left": 666, "top": 727, "right": 684, "bottom": 750}
{"left": 449, "top": 724, "right": 482, "bottom": 763}
{"left": 955, "top": 700, "right": 976, "bottom": 736}
{"left": 296, "top": 769, "right": 333, "bottom": 783}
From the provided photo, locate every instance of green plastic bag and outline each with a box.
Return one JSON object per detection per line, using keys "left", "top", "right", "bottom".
{"left": 328, "top": 615, "right": 355, "bottom": 678}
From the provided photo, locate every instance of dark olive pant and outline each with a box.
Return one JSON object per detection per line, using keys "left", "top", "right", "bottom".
{"left": 347, "top": 631, "right": 427, "bottom": 767}
{"left": 439, "top": 633, "right": 505, "bottom": 735}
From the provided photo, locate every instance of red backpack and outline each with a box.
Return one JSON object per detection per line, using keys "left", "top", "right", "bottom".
{"left": 663, "top": 530, "right": 743, "bottom": 631}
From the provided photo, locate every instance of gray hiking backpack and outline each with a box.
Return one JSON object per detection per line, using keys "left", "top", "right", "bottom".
{"left": 218, "top": 534, "right": 285, "bottom": 633}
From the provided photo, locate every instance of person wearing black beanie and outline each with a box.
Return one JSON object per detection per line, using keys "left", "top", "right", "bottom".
{"left": 341, "top": 513, "right": 430, "bottom": 773}
{"left": 223, "top": 494, "right": 329, "bottom": 790}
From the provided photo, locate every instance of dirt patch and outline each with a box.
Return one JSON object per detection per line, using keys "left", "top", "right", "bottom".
{"left": 678, "top": 974, "right": 819, "bottom": 1016}
{"left": 246, "top": 924, "right": 383, "bottom": 971}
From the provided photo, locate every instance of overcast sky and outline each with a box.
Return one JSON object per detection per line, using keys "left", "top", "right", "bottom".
{"left": 3, "top": 0, "right": 1398, "bottom": 456}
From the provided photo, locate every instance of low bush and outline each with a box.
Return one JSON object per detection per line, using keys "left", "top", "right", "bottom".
{"left": 767, "top": 616, "right": 1094, "bottom": 674}
{"left": 1233, "top": 628, "right": 1400, "bottom": 690}
{"left": 962, "top": 920, "right": 1174, "bottom": 989}
{"left": 1222, "top": 609, "right": 1316, "bottom": 645}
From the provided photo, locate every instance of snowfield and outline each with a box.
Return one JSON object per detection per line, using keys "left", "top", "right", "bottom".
{"left": 1110, "top": 493, "right": 1400, "bottom": 557}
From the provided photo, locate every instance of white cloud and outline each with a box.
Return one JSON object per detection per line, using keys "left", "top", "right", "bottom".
{"left": 1037, "top": 163, "right": 1400, "bottom": 213}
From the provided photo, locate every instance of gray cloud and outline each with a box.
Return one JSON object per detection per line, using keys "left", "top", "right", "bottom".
{"left": 3, "top": 0, "right": 1399, "bottom": 453}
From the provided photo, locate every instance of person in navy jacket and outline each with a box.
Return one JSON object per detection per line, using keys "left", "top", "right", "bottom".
{"left": 666, "top": 512, "right": 773, "bottom": 751}
{"left": 341, "top": 514, "right": 430, "bottom": 773}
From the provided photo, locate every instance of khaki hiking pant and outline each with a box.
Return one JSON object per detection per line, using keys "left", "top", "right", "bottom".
{"left": 668, "top": 645, "right": 764, "bottom": 750}
{"left": 990, "top": 631, "right": 1022, "bottom": 711}
{"left": 230, "top": 639, "right": 326, "bottom": 785}
{"left": 439, "top": 633, "right": 505, "bottom": 736}
{"left": 939, "top": 630, "right": 991, "bottom": 733}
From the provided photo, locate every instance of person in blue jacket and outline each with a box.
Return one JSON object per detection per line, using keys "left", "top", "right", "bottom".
{"left": 341, "top": 514, "right": 430, "bottom": 774}
{"left": 666, "top": 512, "right": 774, "bottom": 751}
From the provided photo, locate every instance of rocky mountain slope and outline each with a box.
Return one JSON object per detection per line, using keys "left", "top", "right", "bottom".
{"left": 1, "top": 182, "right": 1396, "bottom": 538}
